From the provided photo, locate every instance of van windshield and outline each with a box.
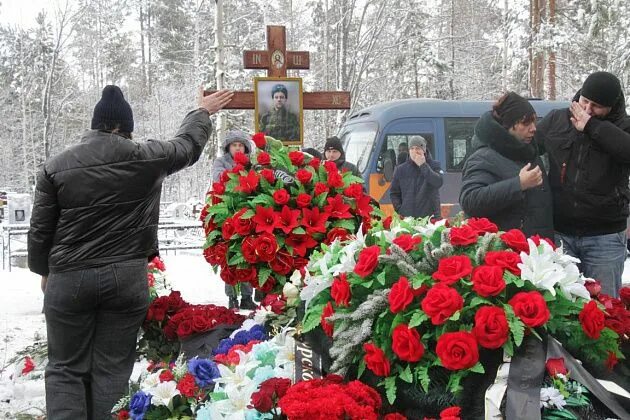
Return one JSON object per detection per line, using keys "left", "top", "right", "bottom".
{"left": 340, "top": 122, "right": 378, "bottom": 174}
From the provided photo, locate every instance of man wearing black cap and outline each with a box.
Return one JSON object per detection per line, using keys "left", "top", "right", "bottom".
{"left": 323, "top": 136, "right": 361, "bottom": 177}
{"left": 27, "top": 85, "right": 233, "bottom": 418}
{"left": 460, "top": 92, "right": 553, "bottom": 238}
{"left": 536, "top": 71, "right": 630, "bottom": 297}
{"left": 259, "top": 83, "right": 300, "bottom": 141}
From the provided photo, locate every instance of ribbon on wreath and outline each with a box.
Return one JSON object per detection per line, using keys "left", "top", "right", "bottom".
{"left": 293, "top": 337, "right": 324, "bottom": 383}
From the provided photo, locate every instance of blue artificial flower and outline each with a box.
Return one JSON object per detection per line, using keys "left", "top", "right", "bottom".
{"left": 129, "top": 390, "right": 152, "bottom": 420}
{"left": 247, "top": 324, "right": 269, "bottom": 341}
{"left": 188, "top": 358, "right": 220, "bottom": 388}
{"left": 212, "top": 338, "right": 235, "bottom": 356}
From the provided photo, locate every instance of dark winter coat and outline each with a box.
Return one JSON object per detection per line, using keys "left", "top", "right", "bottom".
{"left": 329, "top": 147, "right": 361, "bottom": 178}
{"left": 390, "top": 154, "right": 443, "bottom": 218}
{"left": 535, "top": 90, "right": 630, "bottom": 236}
{"left": 460, "top": 111, "right": 554, "bottom": 238}
{"left": 27, "top": 109, "right": 212, "bottom": 276}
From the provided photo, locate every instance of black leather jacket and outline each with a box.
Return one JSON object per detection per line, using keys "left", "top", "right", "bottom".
{"left": 28, "top": 109, "right": 211, "bottom": 276}
{"left": 536, "top": 90, "right": 630, "bottom": 236}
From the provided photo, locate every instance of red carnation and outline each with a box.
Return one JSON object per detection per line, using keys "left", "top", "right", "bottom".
{"left": 354, "top": 246, "right": 381, "bottom": 278}
{"left": 440, "top": 406, "right": 462, "bottom": 420}
{"left": 252, "top": 133, "right": 266, "bottom": 149}
{"left": 289, "top": 151, "right": 305, "bottom": 166}
{"left": 363, "top": 343, "right": 391, "bottom": 376}
{"left": 432, "top": 255, "right": 473, "bottom": 285}
{"left": 421, "top": 283, "right": 464, "bottom": 325}
{"left": 500, "top": 229, "right": 529, "bottom": 253}
{"left": 176, "top": 374, "right": 198, "bottom": 398}
{"left": 579, "top": 300, "right": 605, "bottom": 339}
{"left": 392, "top": 324, "right": 424, "bottom": 362}
{"left": 331, "top": 273, "right": 351, "bottom": 307}
{"left": 509, "top": 291, "right": 550, "bottom": 328}
{"left": 449, "top": 225, "right": 479, "bottom": 246}
{"left": 436, "top": 331, "right": 479, "bottom": 370}
{"left": 473, "top": 306, "right": 509, "bottom": 349}
{"left": 159, "top": 369, "right": 174, "bottom": 383}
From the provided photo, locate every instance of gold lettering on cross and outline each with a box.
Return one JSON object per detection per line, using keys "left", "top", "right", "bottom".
{"left": 332, "top": 95, "right": 341, "bottom": 105}
{"left": 293, "top": 55, "right": 302, "bottom": 66}
{"left": 253, "top": 53, "right": 262, "bottom": 65}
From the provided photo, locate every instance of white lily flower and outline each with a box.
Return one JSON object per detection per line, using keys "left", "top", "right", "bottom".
{"left": 557, "top": 264, "right": 591, "bottom": 301}
{"left": 519, "top": 240, "right": 564, "bottom": 295}
{"left": 212, "top": 379, "right": 259, "bottom": 418}
{"left": 213, "top": 352, "right": 259, "bottom": 394}
{"left": 414, "top": 217, "right": 446, "bottom": 237}
{"left": 283, "top": 282, "right": 299, "bottom": 304}
{"left": 150, "top": 381, "right": 180, "bottom": 407}
{"left": 140, "top": 371, "right": 161, "bottom": 392}
{"left": 253, "top": 306, "right": 273, "bottom": 324}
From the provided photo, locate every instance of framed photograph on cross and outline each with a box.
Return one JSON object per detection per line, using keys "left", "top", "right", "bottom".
{"left": 254, "top": 77, "right": 304, "bottom": 146}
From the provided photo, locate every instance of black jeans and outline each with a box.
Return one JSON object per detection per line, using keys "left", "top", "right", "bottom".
{"left": 44, "top": 259, "right": 149, "bottom": 419}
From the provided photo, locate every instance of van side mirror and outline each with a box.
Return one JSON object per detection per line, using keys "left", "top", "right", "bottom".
{"left": 383, "top": 156, "right": 394, "bottom": 182}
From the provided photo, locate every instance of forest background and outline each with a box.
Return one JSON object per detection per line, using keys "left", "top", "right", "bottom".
{"left": 1, "top": 0, "right": 629, "bottom": 202}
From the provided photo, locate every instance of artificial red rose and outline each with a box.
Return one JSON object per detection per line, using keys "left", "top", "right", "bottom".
{"left": 579, "top": 300, "right": 606, "bottom": 339}
{"left": 325, "top": 194, "right": 353, "bottom": 219}
{"left": 323, "top": 160, "right": 337, "bottom": 172}
{"left": 389, "top": 276, "right": 415, "bottom": 313}
{"left": 221, "top": 218, "right": 236, "bottom": 240}
{"left": 273, "top": 189, "right": 290, "bottom": 205}
{"left": 509, "top": 291, "right": 550, "bottom": 328}
{"left": 236, "top": 170, "right": 259, "bottom": 194}
{"left": 219, "top": 170, "right": 231, "bottom": 184}
{"left": 296, "top": 168, "right": 313, "bottom": 184}
{"left": 440, "top": 406, "right": 462, "bottom": 420}
{"left": 250, "top": 389, "right": 274, "bottom": 412}
{"left": 235, "top": 266, "right": 257, "bottom": 284}
{"left": 466, "top": 217, "right": 498, "bottom": 235}
{"left": 252, "top": 132, "right": 266, "bottom": 149}
{"left": 585, "top": 280, "right": 602, "bottom": 297}
{"left": 354, "top": 245, "right": 381, "bottom": 278}
{"left": 325, "top": 227, "right": 351, "bottom": 244}
{"left": 149, "top": 255, "right": 165, "bottom": 270}
{"left": 605, "top": 351, "right": 619, "bottom": 371}
{"left": 384, "top": 414, "right": 407, "bottom": 420}
{"left": 269, "top": 251, "right": 294, "bottom": 275}
{"left": 500, "top": 229, "right": 529, "bottom": 253}
{"left": 471, "top": 265, "right": 506, "bottom": 297}
{"left": 293, "top": 257, "right": 309, "bottom": 270}
{"left": 421, "top": 284, "right": 464, "bottom": 325}
{"left": 257, "top": 151, "right": 271, "bottom": 165}
{"left": 212, "top": 181, "right": 226, "bottom": 195}
{"left": 363, "top": 343, "right": 391, "bottom": 376}
{"left": 253, "top": 233, "right": 279, "bottom": 262}
{"left": 117, "top": 410, "right": 130, "bottom": 420}
{"left": 147, "top": 272, "right": 155, "bottom": 287}
{"left": 314, "top": 182, "right": 329, "bottom": 196}
{"left": 472, "top": 306, "right": 509, "bottom": 349}
{"left": 177, "top": 373, "right": 198, "bottom": 398}
{"left": 176, "top": 319, "right": 193, "bottom": 337}
{"left": 233, "top": 208, "right": 254, "bottom": 236}
{"left": 220, "top": 265, "right": 238, "bottom": 286}
{"left": 159, "top": 369, "right": 174, "bottom": 382}
{"left": 331, "top": 273, "right": 351, "bottom": 306}
{"left": 484, "top": 251, "right": 521, "bottom": 276}
{"left": 383, "top": 216, "right": 392, "bottom": 229}
{"left": 252, "top": 205, "right": 280, "bottom": 234}
{"left": 241, "top": 236, "right": 259, "bottom": 263}
{"left": 620, "top": 287, "right": 630, "bottom": 306}
{"left": 449, "top": 225, "right": 479, "bottom": 246}
{"left": 277, "top": 205, "right": 300, "bottom": 234}
{"left": 392, "top": 324, "right": 425, "bottom": 362}
{"left": 261, "top": 168, "right": 275, "bottom": 184}
{"left": 21, "top": 356, "right": 35, "bottom": 375}
{"left": 436, "top": 331, "right": 479, "bottom": 370}
{"left": 233, "top": 151, "right": 250, "bottom": 166}
{"left": 232, "top": 164, "right": 245, "bottom": 173}
{"left": 327, "top": 170, "right": 345, "bottom": 188}
{"left": 432, "top": 255, "right": 473, "bottom": 285}
{"left": 343, "top": 183, "right": 364, "bottom": 200}
{"left": 296, "top": 193, "right": 312, "bottom": 208}
{"left": 289, "top": 151, "right": 305, "bottom": 166}
{"left": 545, "top": 358, "right": 568, "bottom": 377}
{"left": 392, "top": 234, "right": 422, "bottom": 253}
{"left": 321, "top": 302, "right": 335, "bottom": 337}
{"left": 191, "top": 314, "right": 211, "bottom": 333}
{"left": 308, "top": 157, "right": 321, "bottom": 169}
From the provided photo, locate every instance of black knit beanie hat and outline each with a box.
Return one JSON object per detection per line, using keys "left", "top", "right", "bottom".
{"left": 91, "top": 85, "right": 134, "bottom": 133}
{"left": 581, "top": 71, "right": 621, "bottom": 107}
{"left": 495, "top": 92, "right": 536, "bottom": 128}
{"left": 324, "top": 136, "right": 343, "bottom": 153}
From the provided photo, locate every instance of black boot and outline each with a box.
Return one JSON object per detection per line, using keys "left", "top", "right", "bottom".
{"left": 240, "top": 296, "right": 256, "bottom": 310}
{"left": 228, "top": 297, "right": 238, "bottom": 309}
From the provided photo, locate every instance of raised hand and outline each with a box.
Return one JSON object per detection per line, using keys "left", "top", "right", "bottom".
{"left": 199, "top": 89, "right": 234, "bottom": 114}
{"left": 519, "top": 162, "right": 543, "bottom": 190}
{"left": 569, "top": 101, "right": 591, "bottom": 132}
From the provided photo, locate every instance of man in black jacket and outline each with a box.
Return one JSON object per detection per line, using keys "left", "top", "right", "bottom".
{"left": 536, "top": 71, "right": 630, "bottom": 298}
{"left": 28, "top": 85, "right": 233, "bottom": 419}
{"left": 390, "top": 135, "right": 444, "bottom": 218}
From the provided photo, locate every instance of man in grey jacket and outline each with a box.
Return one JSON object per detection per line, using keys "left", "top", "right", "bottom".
{"left": 211, "top": 130, "right": 255, "bottom": 310}
{"left": 28, "top": 85, "right": 233, "bottom": 419}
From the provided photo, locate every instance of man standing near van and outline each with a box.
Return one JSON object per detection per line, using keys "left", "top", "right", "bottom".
{"left": 390, "top": 135, "right": 444, "bottom": 218}
{"left": 536, "top": 71, "right": 630, "bottom": 298}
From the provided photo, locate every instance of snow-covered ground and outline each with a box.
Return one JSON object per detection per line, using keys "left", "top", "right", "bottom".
{"left": 0, "top": 251, "right": 226, "bottom": 418}
{"left": 1, "top": 252, "right": 629, "bottom": 418}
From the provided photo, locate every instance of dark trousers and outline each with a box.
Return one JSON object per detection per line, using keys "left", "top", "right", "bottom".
{"left": 225, "top": 282, "right": 253, "bottom": 299}
{"left": 44, "top": 259, "right": 149, "bottom": 419}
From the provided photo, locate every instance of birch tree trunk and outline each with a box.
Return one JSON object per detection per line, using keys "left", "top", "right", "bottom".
{"left": 214, "top": 0, "right": 225, "bottom": 153}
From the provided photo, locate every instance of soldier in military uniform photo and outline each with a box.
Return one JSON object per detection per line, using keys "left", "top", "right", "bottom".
{"left": 258, "top": 83, "right": 301, "bottom": 142}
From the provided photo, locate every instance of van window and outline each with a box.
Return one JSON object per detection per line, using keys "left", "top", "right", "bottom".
{"left": 381, "top": 134, "right": 435, "bottom": 168}
{"left": 340, "top": 122, "right": 378, "bottom": 174}
{"left": 445, "top": 118, "right": 477, "bottom": 172}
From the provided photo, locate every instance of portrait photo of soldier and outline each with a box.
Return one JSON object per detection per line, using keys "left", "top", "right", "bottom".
{"left": 255, "top": 77, "right": 303, "bottom": 145}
